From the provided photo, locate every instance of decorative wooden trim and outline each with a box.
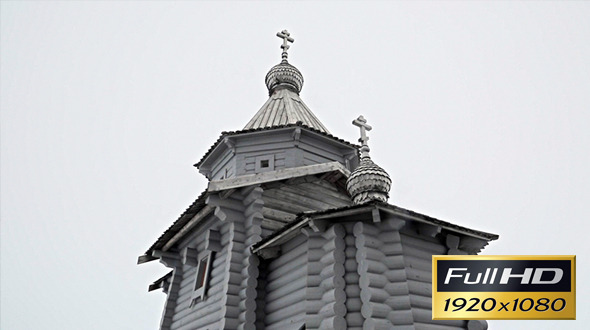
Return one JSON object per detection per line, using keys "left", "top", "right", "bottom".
{"left": 152, "top": 250, "right": 180, "bottom": 268}
{"left": 292, "top": 127, "right": 301, "bottom": 146}
{"left": 371, "top": 208, "right": 381, "bottom": 223}
{"left": 223, "top": 137, "right": 235, "bottom": 154}
{"left": 417, "top": 222, "right": 441, "bottom": 237}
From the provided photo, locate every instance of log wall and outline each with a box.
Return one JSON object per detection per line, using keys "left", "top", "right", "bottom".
{"left": 263, "top": 234, "right": 308, "bottom": 330}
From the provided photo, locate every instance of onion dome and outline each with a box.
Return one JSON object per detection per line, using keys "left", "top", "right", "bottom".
{"left": 265, "top": 30, "right": 304, "bottom": 95}
{"left": 265, "top": 61, "right": 304, "bottom": 95}
{"left": 346, "top": 156, "right": 392, "bottom": 204}
{"left": 243, "top": 30, "right": 330, "bottom": 133}
{"left": 346, "top": 115, "right": 392, "bottom": 204}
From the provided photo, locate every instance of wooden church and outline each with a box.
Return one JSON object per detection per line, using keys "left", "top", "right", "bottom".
{"left": 138, "top": 30, "right": 499, "bottom": 330}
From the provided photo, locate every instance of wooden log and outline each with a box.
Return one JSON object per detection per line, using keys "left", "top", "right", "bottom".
{"left": 380, "top": 242, "right": 404, "bottom": 255}
{"left": 388, "top": 309, "right": 414, "bottom": 325}
{"left": 346, "top": 312, "right": 364, "bottom": 327}
{"left": 319, "top": 316, "right": 347, "bottom": 330}
{"left": 262, "top": 207, "right": 296, "bottom": 222}
{"left": 220, "top": 317, "right": 240, "bottom": 329}
{"left": 346, "top": 296, "right": 362, "bottom": 311}
{"left": 265, "top": 275, "right": 306, "bottom": 302}
{"left": 264, "top": 300, "right": 305, "bottom": 325}
{"left": 307, "top": 249, "right": 327, "bottom": 262}
{"left": 407, "top": 279, "right": 432, "bottom": 297}
{"left": 357, "top": 259, "right": 388, "bottom": 276}
{"left": 319, "top": 301, "right": 347, "bottom": 319}
{"left": 358, "top": 271, "right": 388, "bottom": 289}
{"left": 384, "top": 282, "right": 410, "bottom": 295}
{"left": 361, "top": 301, "right": 391, "bottom": 319}
{"left": 403, "top": 254, "right": 433, "bottom": 271}
{"left": 353, "top": 221, "right": 380, "bottom": 237}
{"left": 173, "top": 304, "right": 222, "bottom": 330}
{"left": 265, "top": 287, "right": 306, "bottom": 315}
{"left": 385, "top": 295, "right": 413, "bottom": 310}
{"left": 265, "top": 264, "right": 306, "bottom": 291}
{"left": 356, "top": 248, "right": 386, "bottom": 263}
{"left": 411, "top": 307, "right": 439, "bottom": 324}
{"left": 265, "top": 312, "right": 305, "bottom": 330}
{"left": 409, "top": 293, "right": 432, "bottom": 309}
{"left": 362, "top": 317, "right": 393, "bottom": 330}
{"left": 406, "top": 267, "right": 432, "bottom": 283}
{"left": 344, "top": 271, "right": 359, "bottom": 283}
{"left": 360, "top": 285, "right": 390, "bottom": 303}
{"left": 266, "top": 240, "right": 307, "bottom": 271}
{"left": 414, "top": 322, "right": 466, "bottom": 330}
{"left": 384, "top": 268, "right": 408, "bottom": 282}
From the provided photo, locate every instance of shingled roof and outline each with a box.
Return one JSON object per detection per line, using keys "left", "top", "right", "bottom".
{"left": 243, "top": 88, "right": 329, "bottom": 133}
{"left": 194, "top": 122, "right": 358, "bottom": 168}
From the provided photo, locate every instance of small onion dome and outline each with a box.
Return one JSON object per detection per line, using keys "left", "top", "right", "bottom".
{"left": 346, "top": 157, "right": 392, "bottom": 204}
{"left": 265, "top": 60, "right": 304, "bottom": 96}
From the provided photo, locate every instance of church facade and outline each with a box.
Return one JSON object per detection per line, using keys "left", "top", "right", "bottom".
{"left": 138, "top": 30, "right": 498, "bottom": 330}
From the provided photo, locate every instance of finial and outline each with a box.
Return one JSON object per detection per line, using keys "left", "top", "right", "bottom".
{"left": 276, "top": 30, "right": 294, "bottom": 62}
{"left": 352, "top": 115, "right": 372, "bottom": 158}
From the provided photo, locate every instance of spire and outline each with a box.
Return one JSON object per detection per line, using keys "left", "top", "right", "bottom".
{"left": 243, "top": 30, "right": 330, "bottom": 133}
{"left": 346, "top": 116, "right": 392, "bottom": 204}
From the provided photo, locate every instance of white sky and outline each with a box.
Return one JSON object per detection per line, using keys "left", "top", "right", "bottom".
{"left": 1, "top": 1, "right": 588, "bottom": 329}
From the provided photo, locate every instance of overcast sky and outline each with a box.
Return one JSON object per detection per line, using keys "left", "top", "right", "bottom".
{"left": 1, "top": 1, "right": 588, "bottom": 329}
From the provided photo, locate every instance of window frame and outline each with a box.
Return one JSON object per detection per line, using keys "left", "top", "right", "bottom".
{"left": 255, "top": 155, "right": 275, "bottom": 173}
{"left": 189, "top": 251, "right": 214, "bottom": 307}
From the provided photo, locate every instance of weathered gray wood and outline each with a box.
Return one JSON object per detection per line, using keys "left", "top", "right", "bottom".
{"left": 208, "top": 161, "right": 349, "bottom": 192}
{"left": 262, "top": 207, "right": 295, "bottom": 222}
{"left": 263, "top": 234, "right": 307, "bottom": 329}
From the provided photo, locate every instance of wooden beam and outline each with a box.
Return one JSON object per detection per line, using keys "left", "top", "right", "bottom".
{"left": 208, "top": 162, "right": 350, "bottom": 192}
{"left": 162, "top": 205, "right": 215, "bottom": 251}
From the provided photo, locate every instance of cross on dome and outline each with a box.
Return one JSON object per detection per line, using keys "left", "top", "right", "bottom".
{"left": 276, "top": 30, "right": 294, "bottom": 62}
{"left": 353, "top": 115, "right": 372, "bottom": 158}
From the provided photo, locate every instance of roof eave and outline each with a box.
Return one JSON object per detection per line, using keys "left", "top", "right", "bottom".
{"left": 194, "top": 123, "right": 359, "bottom": 168}
{"left": 252, "top": 202, "right": 499, "bottom": 256}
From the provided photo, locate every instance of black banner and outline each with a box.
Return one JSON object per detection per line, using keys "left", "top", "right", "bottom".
{"left": 436, "top": 259, "right": 571, "bottom": 292}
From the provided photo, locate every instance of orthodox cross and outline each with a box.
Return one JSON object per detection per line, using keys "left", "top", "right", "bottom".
{"left": 353, "top": 115, "right": 372, "bottom": 158}
{"left": 277, "top": 30, "right": 294, "bottom": 62}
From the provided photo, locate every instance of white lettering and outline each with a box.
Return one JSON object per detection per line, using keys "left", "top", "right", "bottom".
{"left": 531, "top": 268, "right": 563, "bottom": 284}
{"left": 500, "top": 268, "right": 533, "bottom": 284}
{"left": 444, "top": 268, "right": 467, "bottom": 284}
{"left": 464, "top": 272, "right": 482, "bottom": 284}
